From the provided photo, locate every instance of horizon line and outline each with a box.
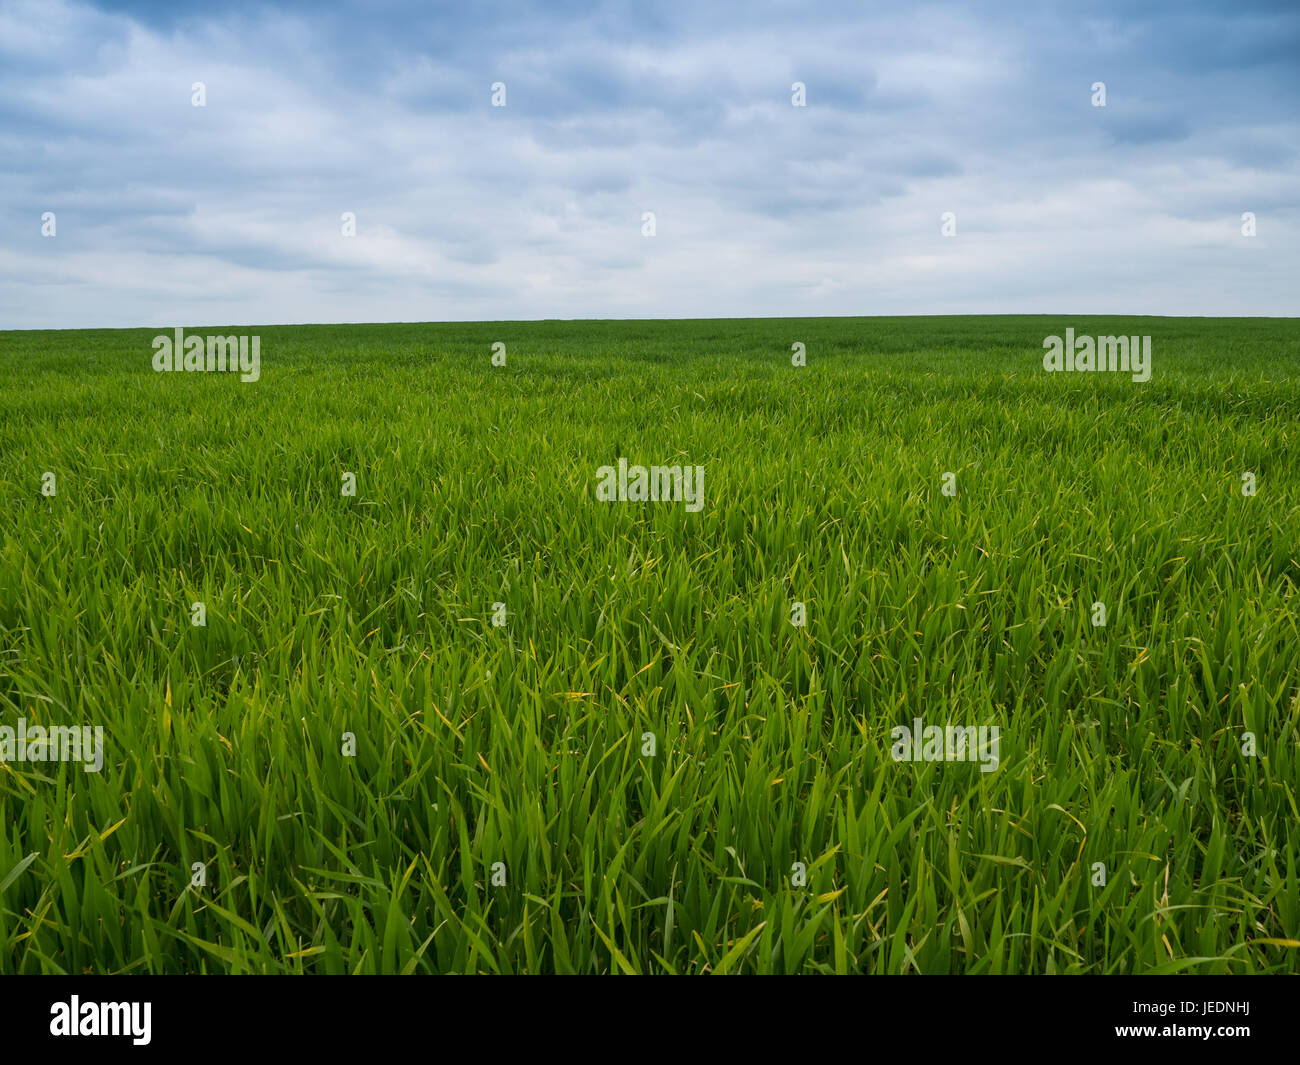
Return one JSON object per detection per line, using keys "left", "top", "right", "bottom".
{"left": 5, "top": 311, "right": 1299, "bottom": 335}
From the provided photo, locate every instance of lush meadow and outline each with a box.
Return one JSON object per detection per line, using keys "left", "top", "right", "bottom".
{"left": 1, "top": 315, "right": 1297, "bottom": 973}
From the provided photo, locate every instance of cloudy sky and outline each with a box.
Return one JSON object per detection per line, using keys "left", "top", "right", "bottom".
{"left": 2, "top": 0, "right": 1297, "bottom": 328}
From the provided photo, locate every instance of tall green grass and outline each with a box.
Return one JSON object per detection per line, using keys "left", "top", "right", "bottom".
{"left": 1, "top": 315, "right": 1297, "bottom": 973}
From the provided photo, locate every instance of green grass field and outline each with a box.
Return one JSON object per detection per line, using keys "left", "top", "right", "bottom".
{"left": 1, "top": 315, "right": 1298, "bottom": 974}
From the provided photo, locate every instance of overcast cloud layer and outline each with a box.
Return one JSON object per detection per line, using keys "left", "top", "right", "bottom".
{"left": 1, "top": 0, "right": 1297, "bottom": 328}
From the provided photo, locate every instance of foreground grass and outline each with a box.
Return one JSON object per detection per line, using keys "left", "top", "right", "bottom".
{"left": 1, "top": 315, "right": 1298, "bottom": 974}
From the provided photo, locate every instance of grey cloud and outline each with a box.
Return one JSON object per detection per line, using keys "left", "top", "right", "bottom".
{"left": 0, "top": 0, "right": 1295, "bottom": 327}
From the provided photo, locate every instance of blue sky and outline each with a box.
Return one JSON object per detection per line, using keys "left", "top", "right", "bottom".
{"left": 2, "top": 0, "right": 1297, "bottom": 328}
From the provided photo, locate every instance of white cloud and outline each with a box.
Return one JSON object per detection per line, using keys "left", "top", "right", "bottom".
{"left": 1, "top": 0, "right": 1296, "bottom": 327}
